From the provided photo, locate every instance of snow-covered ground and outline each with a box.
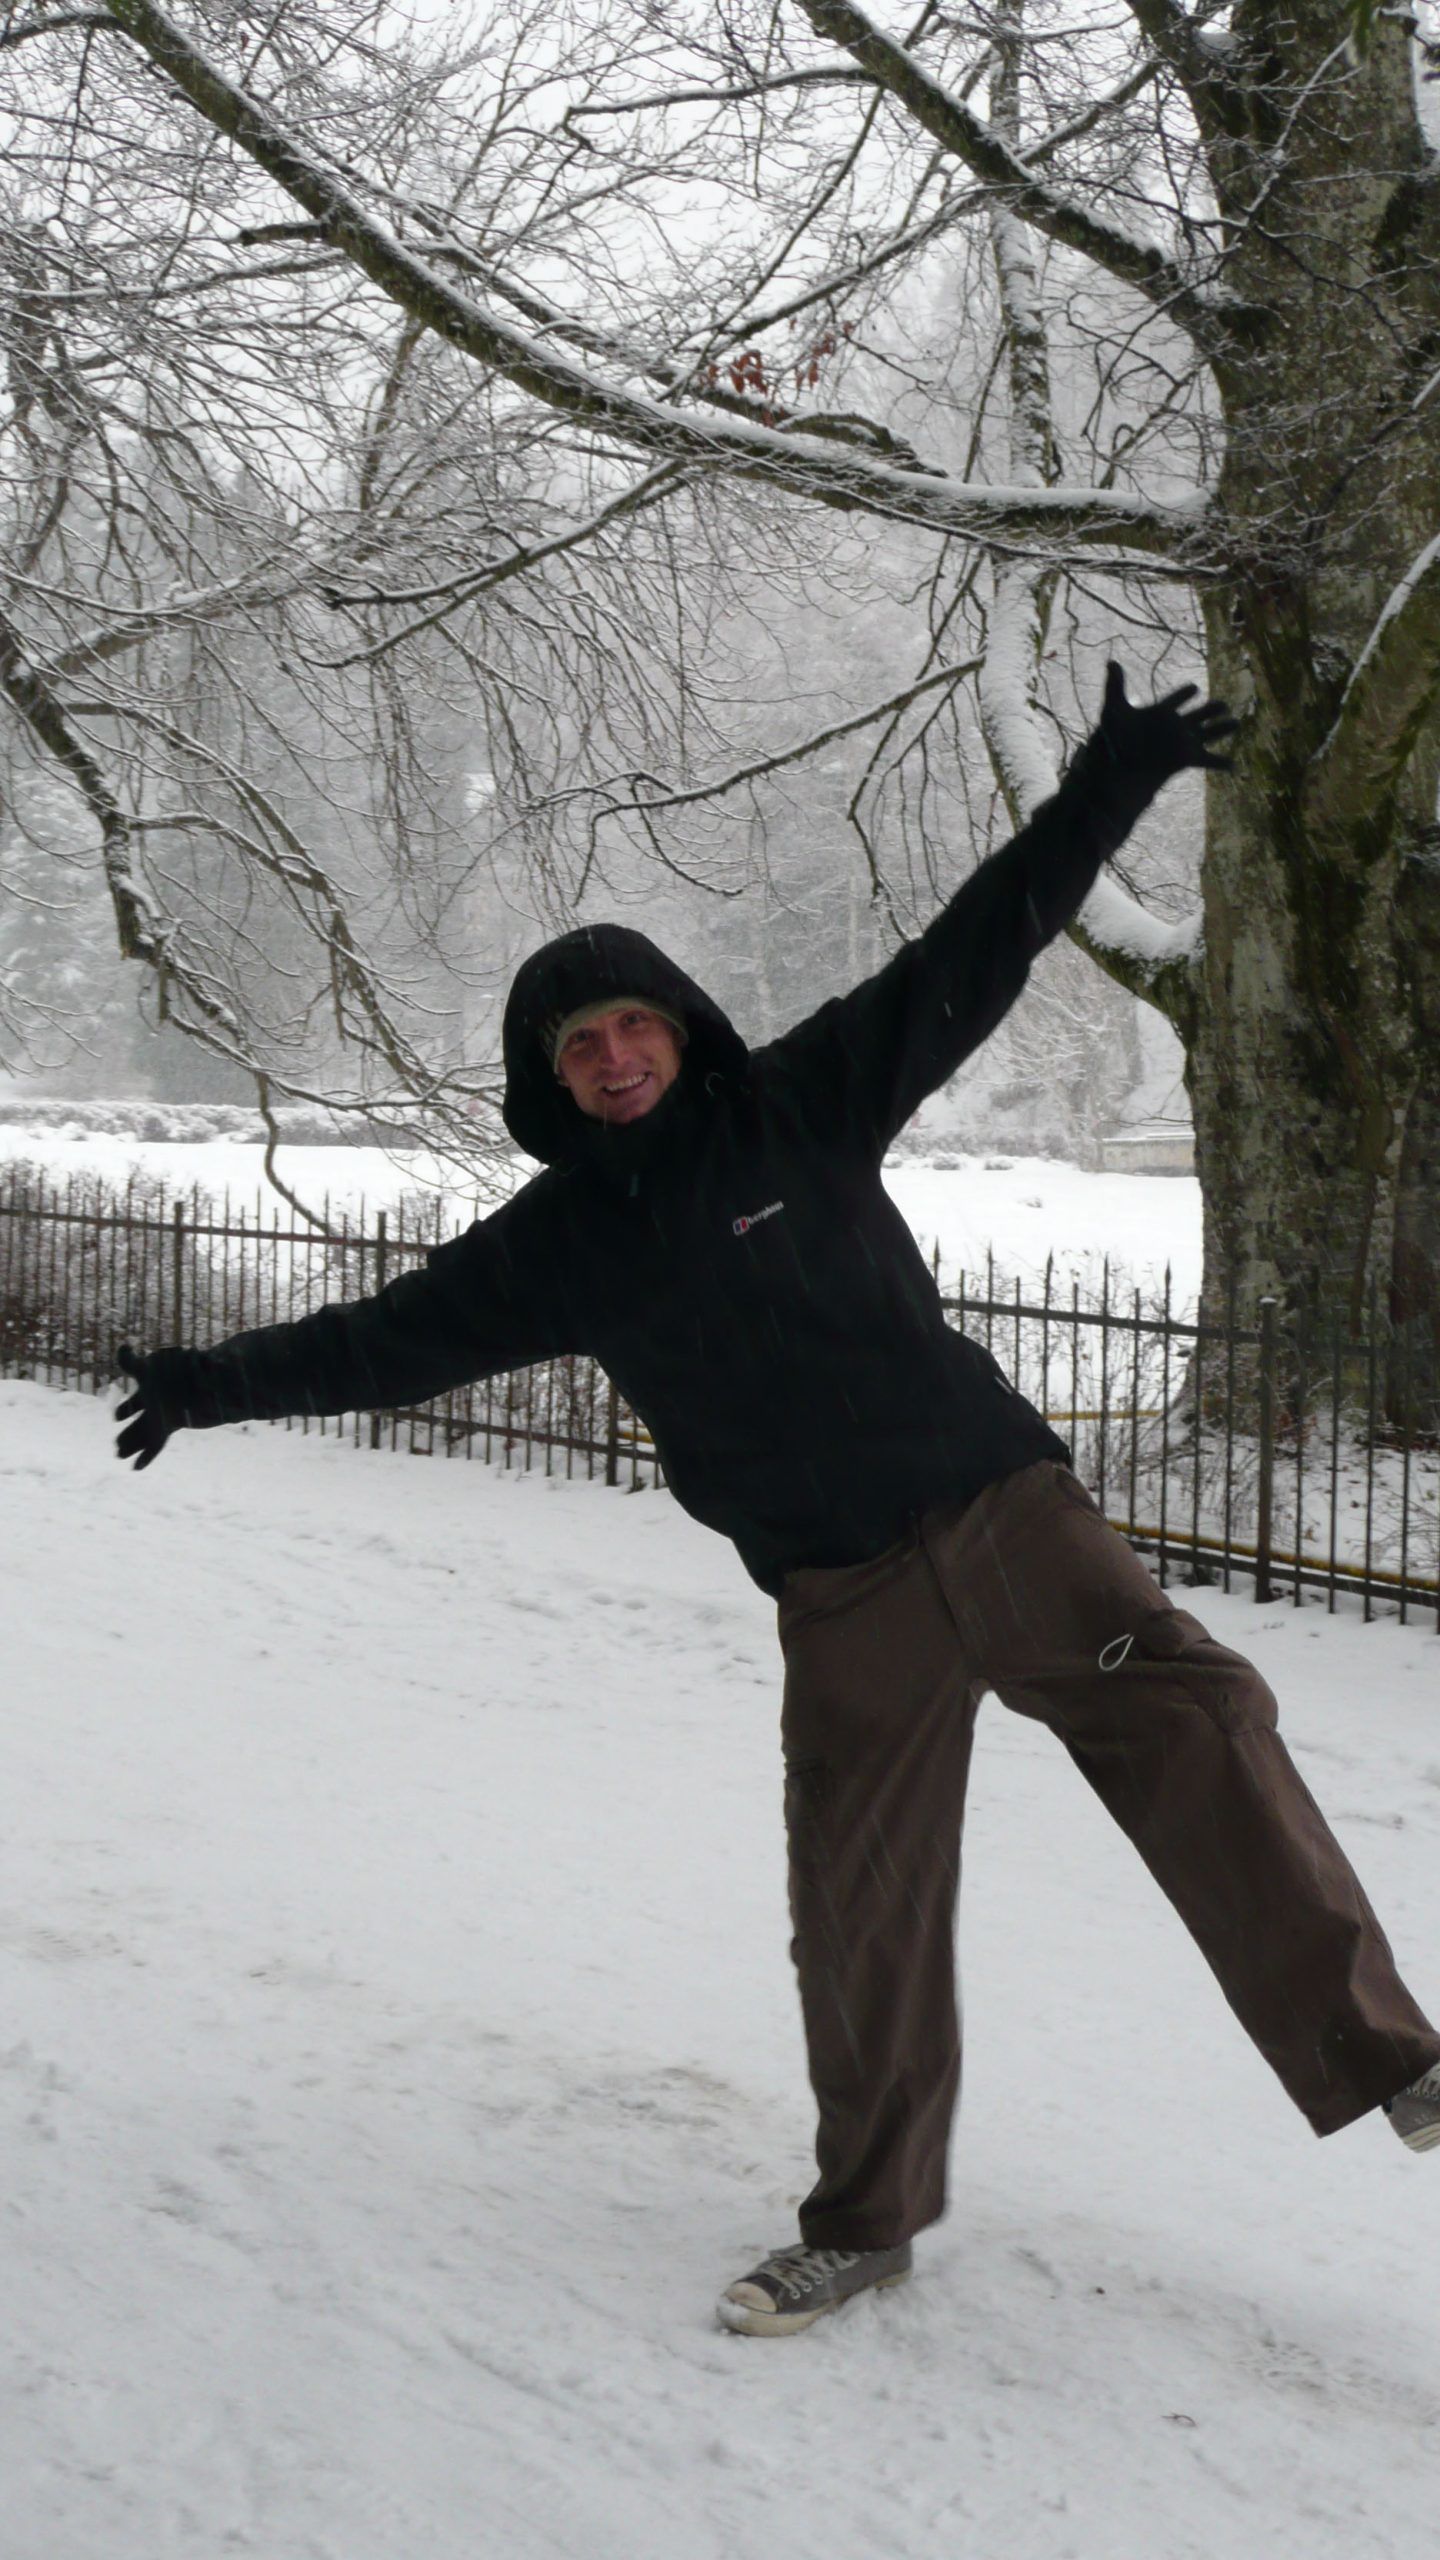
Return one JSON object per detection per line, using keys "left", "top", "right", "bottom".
{"left": 883, "top": 1154, "right": 1200, "bottom": 1302}
{"left": 4, "top": 1379, "right": 1437, "bottom": 2560}
{"left": 0, "top": 1124, "right": 1204, "bottom": 1306}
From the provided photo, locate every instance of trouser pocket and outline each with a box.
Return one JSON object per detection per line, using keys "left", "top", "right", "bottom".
{"left": 783, "top": 1754, "right": 834, "bottom": 1880}
{"left": 1126, "top": 1603, "right": 1279, "bottom": 1736}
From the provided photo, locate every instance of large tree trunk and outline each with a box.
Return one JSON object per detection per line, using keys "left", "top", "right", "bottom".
{"left": 1188, "top": 616, "right": 1440, "bottom": 1330}
{"left": 1177, "top": 19, "right": 1440, "bottom": 1425}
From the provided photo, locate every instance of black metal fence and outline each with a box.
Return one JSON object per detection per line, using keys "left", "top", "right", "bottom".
{"left": 3, "top": 1161, "right": 1437, "bottom": 1625}
{"left": 943, "top": 1248, "right": 1439, "bottom": 1625}
{"left": 0, "top": 1161, "right": 659, "bottom": 1490}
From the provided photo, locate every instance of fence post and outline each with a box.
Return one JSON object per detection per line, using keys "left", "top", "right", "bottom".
{"left": 370, "top": 1209, "right": 388, "bottom": 1451}
{"left": 172, "top": 1200, "right": 186, "bottom": 1343}
{"left": 1255, "top": 1294, "right": 1277, "bottom": 1603}
{"left": 604, "top": 1371, "right": 620, "bottom": 1488}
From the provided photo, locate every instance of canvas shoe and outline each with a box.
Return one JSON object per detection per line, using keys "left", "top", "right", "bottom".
{"left": 717, "top": 2239, "right": 913, "bottom": 2336}
{"left": 1386, "top": 2062, "right": 1440, "bottom": 2153}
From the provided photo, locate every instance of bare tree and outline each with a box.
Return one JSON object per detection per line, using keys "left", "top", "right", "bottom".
{"left": 4, "top": 3, "right": 927, "bottom": 1186}
{"left": 0, "top": 3, "right": 783, "bottom": 1180}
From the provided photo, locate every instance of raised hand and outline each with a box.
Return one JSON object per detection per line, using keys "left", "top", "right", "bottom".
{"left": 1096, "top": 661, "right": 1238, "bottom": 788}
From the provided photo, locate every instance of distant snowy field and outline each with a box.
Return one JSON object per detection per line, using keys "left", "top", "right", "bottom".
{"left": 0, "top": 1125, "right": 1204, "bottom": 1305}
{"left": 4, "top": 1378, "right": 1437, "bottom": 2560}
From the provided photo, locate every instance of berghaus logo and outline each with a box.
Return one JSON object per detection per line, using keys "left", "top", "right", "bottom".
{"left": 733, "top": 1200, "right": 784, "bottom": 1237}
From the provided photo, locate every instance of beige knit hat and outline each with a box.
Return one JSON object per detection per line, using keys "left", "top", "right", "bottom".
{"left": 549, "top": 995, "right": 686, "bottom": 1073}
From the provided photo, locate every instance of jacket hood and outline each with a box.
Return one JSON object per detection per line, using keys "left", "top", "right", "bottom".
{"left": 501, "top": 923, "right": 750, "bottom": 1166}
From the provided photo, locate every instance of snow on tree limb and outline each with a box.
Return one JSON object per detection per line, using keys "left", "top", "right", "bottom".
{"left": 978, "top": 12, "right": 1065, "bottom": 832}
{"left": 315, "top": 465, "right": 691, "bottom": 669}
{"left": 0, "top": 601, "right": 495, "bottom": 1151}
{"left": 562, "top": 64, "right": 877, "bottom": 120}
{"left": 0, "top": 9, "right": 119, "bottom": 45}
{"left": 1312, "top": 531, "right": 1440, "bottom": 814}
{"left": 1071, "top": 869, "right": 1203, "bottom": 1003}
{"left": 789, "top": 0, "right": 1267, "bottom": 353}
{"left": 974, "top": 10, "right": 1201, "bottom": 1025}
{"left": 524, "top": 650, "right": 987, "bottom": 831}
{"left": 0, "top": 598, "right": 233, "bottom": 1029}
{"left": 97, "top": 0, "right": 1205, "bottom": 562}
{"left": 29, "top": 566, "right": 322, "bottom": 682}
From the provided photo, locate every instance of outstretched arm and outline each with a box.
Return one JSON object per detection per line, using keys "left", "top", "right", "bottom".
{"left": 756, "top": 665, "right": 1234, "bottom": 1155}
{"left": 115, "top": 1184, "right": 575, "bottom": 1468}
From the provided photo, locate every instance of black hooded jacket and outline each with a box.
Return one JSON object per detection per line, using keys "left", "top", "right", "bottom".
{"left": 156, "top": 742, "right": 1146, "bottom": 1594}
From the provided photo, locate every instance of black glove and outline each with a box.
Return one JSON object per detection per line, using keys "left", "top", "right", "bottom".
{"left": 114, "top": 1343, "right": 209, "bottom": 1470}
{"left": 1080, "top": 660, "right": 1237, "bottom": 826}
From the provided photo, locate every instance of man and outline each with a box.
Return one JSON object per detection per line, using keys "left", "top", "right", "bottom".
{"left": 117, "top": 668, "right": 1440, "bottom": 2338}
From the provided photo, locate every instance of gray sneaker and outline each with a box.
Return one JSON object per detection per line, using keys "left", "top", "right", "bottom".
{"left": 718, "top": 2239, "right": 913, "bottom": 2336}
{"left": 1386, "top": 2062, "right": 1440, "bottom": 2153}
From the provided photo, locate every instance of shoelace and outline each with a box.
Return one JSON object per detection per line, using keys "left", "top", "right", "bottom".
{"left": 758, "top": 2246, "right": 861, "bottom": 2302}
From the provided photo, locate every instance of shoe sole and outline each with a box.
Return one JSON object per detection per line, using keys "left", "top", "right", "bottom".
{"left": 1397, "top": 2119, "right": 1440, "bottom": 2153}
{"left": 717, "top": 2266, "right": 912, "bottom": 2337}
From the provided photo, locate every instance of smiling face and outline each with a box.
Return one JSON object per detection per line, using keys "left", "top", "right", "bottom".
{"left": 554, "top": 1002, "right": 685, "bottom": 1123}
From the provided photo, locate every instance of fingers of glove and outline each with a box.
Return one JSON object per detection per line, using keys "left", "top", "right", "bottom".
{"left": 1152, "top": 682, "right": 1200, "bottom": 715}
{"left": 116, "top": 1341, "right": 142, "bottom": 1385}
{"left": 116, "top": 1416, "right": 161, "bottom": 1465}
{"left": 1147, "top": 699, "right": 1230, "bottom": 750}
{"left": 1181, "top": 697, "right": 1236, "bottom": 734}
{"left": 1177, "top": 702, "right": 1239, "bottom": 765}
{"left": 115, "top": 1390, "right": 143, "bottom": 1423}
{"left": 1101, "top": 662, "right": 1130, "bottom": 718}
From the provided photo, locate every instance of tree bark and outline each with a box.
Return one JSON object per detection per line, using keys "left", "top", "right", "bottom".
{"left": 1180, "top": 17, "right": 1440, "bottom": 1419}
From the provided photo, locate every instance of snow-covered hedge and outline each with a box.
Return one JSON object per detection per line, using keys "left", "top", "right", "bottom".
{"left": 0, "top": 1098, "right": 417, "bottom": 1147}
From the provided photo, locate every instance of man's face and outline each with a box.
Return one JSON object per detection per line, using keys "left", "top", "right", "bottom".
{"left": 555, "top": 1003, "right": 684, "bottom": 1123}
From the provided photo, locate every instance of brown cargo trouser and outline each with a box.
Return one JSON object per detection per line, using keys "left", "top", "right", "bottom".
{"left": 777, "top": 1459, "right": 1440, "bottom": 2252}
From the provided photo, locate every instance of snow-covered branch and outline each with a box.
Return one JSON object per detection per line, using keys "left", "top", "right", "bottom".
{"left": 789, "top": 0, "right": 1267, "bottom": 354}
{"left": 563, "top": 64, "right": 876, "bottom": 120}
{"left": 1311, "top": 532, "right": 1440, "bottom": 818}
{"left": 573, "top": 46, "right": 1164, "bottom": 386}
{"left": 0, "top": 9, "right": 118, "bottom": 46}
{"left": 0, "top": 598, "right": 237, "bottom": 1034}
{"left": 528, "top": 649, "right": 987, "bottom": 832}
{"left": 32, "top": 565, "right": 319, "bottom": 682}
{"left": 978, "top": 5, "right": 1063, "bottom": 830}
{"left": 315, "top": 464, "right": 692, "bottom": 667}
{"left": 0, "top": 603, "right": 499, "bottom": 1159}
{"left": 971, "top": 9, "right": 1202, "bottom": 1025}
{"left": 1070, "top": 869, "right": 1202, "bottom": 1011}
{"left": 97, "top": 0, "right": 1204, "bottom": 563}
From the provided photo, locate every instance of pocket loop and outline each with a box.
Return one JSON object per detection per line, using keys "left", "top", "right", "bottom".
{"left": 1098, "top": 1632, "right": 1135, "bottom": 1671}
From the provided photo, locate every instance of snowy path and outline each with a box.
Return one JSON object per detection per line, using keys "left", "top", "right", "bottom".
{"left": 3, "top": 1380, "right": 1437, "bottom": 2560}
